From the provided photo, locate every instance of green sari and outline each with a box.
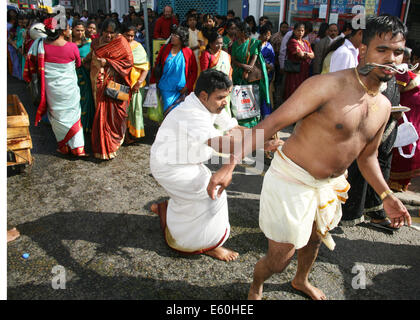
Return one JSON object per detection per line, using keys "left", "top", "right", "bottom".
{"left": 128, "top": 41, "right": 150, "bottom": 138}
{"left": 231, "top": 38, "right": 270, "bottom": 128}
{"left": 77, "top": 40, "right": 95, "bottom": 133}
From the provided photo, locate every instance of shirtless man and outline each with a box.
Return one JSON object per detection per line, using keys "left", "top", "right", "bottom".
{"left": 207, "top": 15, "right": 412, "bottom": 299}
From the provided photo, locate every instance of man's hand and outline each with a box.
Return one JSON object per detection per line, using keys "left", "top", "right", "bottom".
{"left": 264, "top": 138, "right": 283, "bottom": 152}
{"left": 383, "top": 195, "right": 412, "bottom": 228}
{"left": 207, "top": 164, "right": 235, "bottom": 200}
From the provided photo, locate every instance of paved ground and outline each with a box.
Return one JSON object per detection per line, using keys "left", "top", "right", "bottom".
{"left": 6, "top": 76, "right": 420, "bottom": 300}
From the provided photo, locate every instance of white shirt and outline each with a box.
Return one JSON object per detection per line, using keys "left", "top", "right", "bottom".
{"left": 279, "top": 30, "right": 293, "bottom": 69}
{"left": 151, "top": 93, "right": 238, "bottom": 165}
{"left": 329, "top": 39, "right": 359, "bottom": 73}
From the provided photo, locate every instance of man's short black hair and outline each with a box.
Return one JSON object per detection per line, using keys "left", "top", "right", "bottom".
{"left": 362, "top": 14, "right": 407, "bottom": 46}
{"left": 194, "top": 69, "right": 232, "bottom": 97}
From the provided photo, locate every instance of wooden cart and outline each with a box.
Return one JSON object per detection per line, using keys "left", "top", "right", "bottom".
{"left": 7, "top": 94, "right": 33, "bottom": 172}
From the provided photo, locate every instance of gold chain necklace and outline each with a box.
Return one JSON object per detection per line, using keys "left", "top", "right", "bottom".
{"left": 354, "top": 68, "right": 380, "bottom": 97}
{"left": 354, "top": 68, "right": 379, "bottom": 112}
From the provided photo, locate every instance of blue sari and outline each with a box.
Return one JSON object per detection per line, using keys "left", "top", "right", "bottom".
{"left": 158, "top": 51, "right": 186, "bottom": 113}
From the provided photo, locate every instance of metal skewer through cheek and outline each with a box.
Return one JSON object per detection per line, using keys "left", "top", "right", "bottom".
{"left": 364, "top": 62, "right": 419, "bottom": 74}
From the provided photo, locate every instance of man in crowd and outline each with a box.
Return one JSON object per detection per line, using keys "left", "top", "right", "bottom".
{"left": 207, "top": 15, "right": 411, "bottom": 300}
{"left": 227, "top": 10, "right": 235, "bottom": 20}
{"left": 153, "top": 5, "right": 178, "bottom": 39}
{"left": 270, "top": 21, "right": 289, "bottom": 106}
{"left": 330, "top": 26, "right": 363, "bottom": 72}
{"left": 313, "top": 23, "right": 340, "bottom": 74}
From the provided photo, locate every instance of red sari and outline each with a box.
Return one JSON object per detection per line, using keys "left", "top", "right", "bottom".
{"left": 90, "top": 35, "right": 133, "bottom": 160}
{"left": 284, "top": 38, "right": 313, "bottom": 100}
{"left": 389, "top": 71, "right": 420, "bottom": 191}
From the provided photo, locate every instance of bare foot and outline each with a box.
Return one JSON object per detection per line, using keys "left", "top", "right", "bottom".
{"left": 151, "top": 201, "right": 168, "bottom": 231}
{"left": 205, "top": 246, "right": 239, "bottom": 262}
{"left": 7, "top": 228, "right": 20, "bottom": 243}
{"left": 248, "top": 283, "right": 263, "bottom": 300}
{"left": 291, "top": 280, "right": 327, "bottom": 300}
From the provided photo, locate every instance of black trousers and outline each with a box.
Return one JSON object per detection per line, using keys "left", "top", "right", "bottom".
{"left": 341, "top": 118, "right": 398, "bottom": 222}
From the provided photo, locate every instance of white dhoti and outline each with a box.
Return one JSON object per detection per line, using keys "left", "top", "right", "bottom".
{"left": 259, "top": 148, "right": 350, "bottom": 250}
{"left": 150, "top": 159, "right": 230, "bottom": 253}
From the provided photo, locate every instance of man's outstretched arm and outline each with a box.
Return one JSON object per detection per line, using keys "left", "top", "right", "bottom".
{"left": 207, "top": 74, "right": 332, "bottom": 199}
{"left": 357, "top": 117, "right": 412, "bottom": 228}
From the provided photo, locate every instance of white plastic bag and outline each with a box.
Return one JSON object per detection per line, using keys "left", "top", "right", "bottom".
{"left": 394, "top": 113, "right": 419, "bottom": 159}
{"left": 143, "top": 83, "right": 158, "bottom": 108}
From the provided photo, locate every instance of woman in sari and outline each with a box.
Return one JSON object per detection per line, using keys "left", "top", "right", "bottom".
{"left": 231, "top": 22, "right": 270, "bottom": 128}
{"left": 222, "top": 19, "right": 237, "bottom": 55}
{"left": 284, "top": 22, "right": 314, "bottom": 100}
{"left": 200, "top": 31, "right": 232, "bottom": 116}
{"left": 150, "top": 26, "right": 198, "bottom": 115}
{"left": 122, "top": 24, "right": 150, "bottom": 143}
{"left": 72, "top": 21, "right": 95, "bottom": 133}
{"left": 23, "top": 18, "right": 86, "bottom": 157}
{"left": 16, "top": 14, "right": 29, "bottom": 79}
{"left": 259, "top": 24, "right": 275, "bottom": 118}
{"left": 197, "top": 14, "right": 218, "bottom": 53}
{"left": 389, "top": 48, "right": 420, "bottom": 192}
{"left": 87, "top": 19, "right": 134, "bottom": 160}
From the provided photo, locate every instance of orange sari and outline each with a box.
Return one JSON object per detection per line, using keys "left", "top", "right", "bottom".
{"left": 90, "top": 35, "right": 133, "bottom": 160}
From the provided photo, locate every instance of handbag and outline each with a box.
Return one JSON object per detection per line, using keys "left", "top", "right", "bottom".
{"left": 248, "top": 58, "right": 263, "bottom": 83}
{"left": 284, "top": 59, "right": 301, "bottom": 73}
{"left": 29, "top": 73, "right": 41, "bottom": 105}
{"left": 394, "top": 113, "right": 419, "bottom": 159}
{"left": 153, "top": 43, "right": 168, "bottom": 81}
{"left": 105, "top": 80, "right": 130, "bottom": 101}
{"left": 245, "top": 39, "right": 263, "bottom": 83}
{"left": 230, "top": 84, "right": 260, "bottom": 120}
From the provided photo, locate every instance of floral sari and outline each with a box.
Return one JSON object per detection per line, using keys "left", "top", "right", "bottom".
{"left": 90, "top": 35, "right": 134, "bottom": 160}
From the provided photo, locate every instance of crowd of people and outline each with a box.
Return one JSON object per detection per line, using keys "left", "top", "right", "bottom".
{"left": 7, "top": 3, "right": 420, "bottom": 202}
{"left": 7, "top": 5, "right": 419, "bottom": 300}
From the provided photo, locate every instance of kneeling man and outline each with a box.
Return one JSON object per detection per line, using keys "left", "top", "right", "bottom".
{"left": 150, "top": 69, "right": 241, "bottom": 261}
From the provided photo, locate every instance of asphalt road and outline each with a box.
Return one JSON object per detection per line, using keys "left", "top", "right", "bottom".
{"left": 6, "top": 75, "right": 420, "bottom": 300}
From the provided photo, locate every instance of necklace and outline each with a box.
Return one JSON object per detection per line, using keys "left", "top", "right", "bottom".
{"left": 354, "top": 68, "right": 379, "bottom": 112}
{"left": 354, "top": 68, "right": 380, "bottom": 97}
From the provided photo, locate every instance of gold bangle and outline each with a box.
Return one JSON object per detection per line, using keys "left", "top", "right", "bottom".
{"left": 379, "top": 189, "right": 394, "bottom": 201}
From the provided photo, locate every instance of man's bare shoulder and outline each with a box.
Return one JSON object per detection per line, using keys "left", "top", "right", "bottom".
{"left": 304, "top": 69, "right": 353, "bottom": 93}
